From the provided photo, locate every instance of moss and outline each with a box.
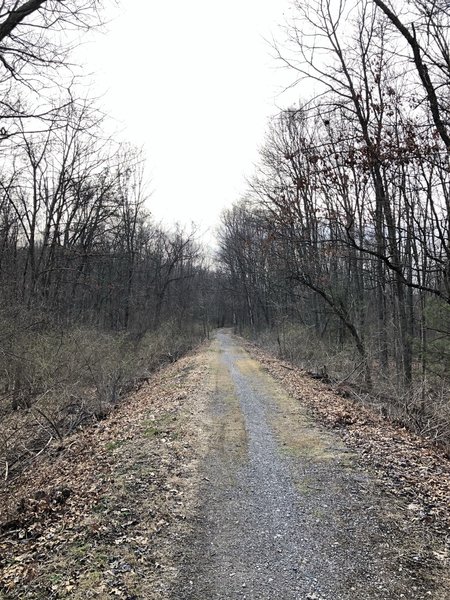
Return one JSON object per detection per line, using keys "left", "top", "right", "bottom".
{"left": 143, "top": 413, "right": 177, "bottom": 438}
{"left": 105, "top": 439, "right": 125, "bottom": 451}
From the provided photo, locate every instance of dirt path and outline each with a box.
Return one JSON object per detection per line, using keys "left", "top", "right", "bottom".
{"left": 1, "top": 332, "right": 448, "bottom": 599}
{"left": 173, "top": 332, "right": 449, "bottom": 599}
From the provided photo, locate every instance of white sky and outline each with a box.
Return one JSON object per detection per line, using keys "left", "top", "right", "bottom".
{"left": 78, "top": 0, "right": 294, "bottom": 238}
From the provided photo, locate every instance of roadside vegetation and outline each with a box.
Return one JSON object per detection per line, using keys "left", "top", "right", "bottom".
{"left": 0, "top": 1, "right": 213, "bottom": 483}
{"left": 0, "top": 348, "right": 210, "bottom": 598}
{"left": 217, "top": 0, "right": 450, "bottom": 450}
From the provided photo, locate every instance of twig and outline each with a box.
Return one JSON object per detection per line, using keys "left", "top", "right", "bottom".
{"left": 32, "top": 407, "right": 63, "bottom": 441}
{"left": 34, "top": 435, "right": 53, "bottom": 458}
{"left": 280, "top": 363, "right": 294, "bottom": 371}
{"left": 0, "top": 529, "right": 22, "bottom": 540}
{"left": 336, "top": 360, "right": 365, "bottom": 386}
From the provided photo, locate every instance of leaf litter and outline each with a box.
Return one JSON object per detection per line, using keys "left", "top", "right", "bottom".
{"left": 0, "top": 345, "right": 211, "bottom": 599}
{"left": 243, "top": 341, "right": 450, "bottom": 562}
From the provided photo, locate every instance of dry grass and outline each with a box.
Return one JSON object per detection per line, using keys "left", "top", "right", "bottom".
{"left": 233, "top": 345, "right": 347, "bottom": 462}
{"left": 208, "top": 340, "right": 248, "bottom": 478}
{"left": 0, "top": 345, "right": 212, "bottom": 598}
{"left": 243, "top": 337, "right": 450, "bottom": 537}
{"left": 0, "top": 309, "right": 205, "bottom": 481}
{"left": 251, "top": 323, "right": 450, "bottom": 452}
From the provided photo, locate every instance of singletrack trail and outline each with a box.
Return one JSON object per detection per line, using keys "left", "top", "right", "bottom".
{"left": 174, "top": 331, "right": 443, "bottom": 600}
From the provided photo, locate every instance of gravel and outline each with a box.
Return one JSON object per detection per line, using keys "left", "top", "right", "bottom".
{"left": 173, "top": 332, "right": 440, "bottom": 599}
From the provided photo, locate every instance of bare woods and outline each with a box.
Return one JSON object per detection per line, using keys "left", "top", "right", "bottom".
{"left": 0, "top": 2, "right": 211, "bottom": 479}
{"left": 217, "top": 1, "right": 450, "bottom": 446}
{"left": 0, "top": 0, "right": 449, "bottom": 477}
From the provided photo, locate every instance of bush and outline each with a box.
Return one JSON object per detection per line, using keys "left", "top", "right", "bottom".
{"left": 250, "top": 320, "right": 450, "bottom": 451}
{"left": 258, "top": 322, "right": 357, "bottom": 380}
{"left": 0, "top": 309, "right": 204, "bottom": 480}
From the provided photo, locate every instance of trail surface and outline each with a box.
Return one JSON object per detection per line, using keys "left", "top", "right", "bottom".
{"left": 174, "top": 332, "right": 444, "bottom": 600}
{"left": 1, "top": 332, "right": 448, "bottom": 599}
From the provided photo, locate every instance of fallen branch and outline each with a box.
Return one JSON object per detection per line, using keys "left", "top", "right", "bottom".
{"left": 280, "top": 363, "right": 294, "bottom": 371}
{"left": 32, "top": 407, "right": 63, "bottom": 442}
{"left": 336, "top": 360, "right": 365, "bottom": 386}
{"left": 34, "top": 435, "right": 53, "bottom": 459}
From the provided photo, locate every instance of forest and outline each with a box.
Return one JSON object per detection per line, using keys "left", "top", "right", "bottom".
{"left": 0, "top": 0, "right": 449, "bottom": 482}
{"left": 0, "top": 0, "right": 214, "bottom": 477}
{"left": 218, "top": 0, "right": 450, "bottom": 446}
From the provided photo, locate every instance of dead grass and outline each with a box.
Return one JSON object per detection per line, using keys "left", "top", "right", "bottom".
{"left": 233, "top": 346, "right": 345, "bottom": 462}
{"left": 207, "top": 340, "right": 248, "bottom": 479}
{"left": 3, "top": 332, "right": 448, "bottom": 598}
{"left": 242, "top": 337, "right": 450, "bottom": 542}
{"left": 0, "top": 312, "right": 205, "bottom": 482}
{"left": 251, "top": 324, "right": 450, "bottom": 453}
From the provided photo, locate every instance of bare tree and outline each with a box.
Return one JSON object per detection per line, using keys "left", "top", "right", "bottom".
{"left": 372, "top": 0, "right": 450, "bottom": 151}
{"left": 0, "top": 0, "right": 106, "bottom": 128}
{"left": 217, "top": 0, "right": 449, "bottom": 427}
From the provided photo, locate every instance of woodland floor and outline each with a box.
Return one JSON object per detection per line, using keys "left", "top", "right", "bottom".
{"left": 0, "top": 330, "right": 449, "bottom": 599}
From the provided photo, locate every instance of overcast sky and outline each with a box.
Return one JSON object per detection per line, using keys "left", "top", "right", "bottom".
{"left": 78, "top": 0, "right": 294, "bottom": 238}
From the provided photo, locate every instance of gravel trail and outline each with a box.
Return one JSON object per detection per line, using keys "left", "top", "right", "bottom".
{"left": 174, "top": 332, "right": 441, "bottom": 599}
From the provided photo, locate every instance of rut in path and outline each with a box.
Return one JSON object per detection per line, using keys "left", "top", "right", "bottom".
{"left": 174, "top": 332, "right": 439, "bottom": 600}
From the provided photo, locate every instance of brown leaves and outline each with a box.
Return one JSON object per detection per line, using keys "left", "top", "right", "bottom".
{"left": 0, "top": 348, "right": 209, "bottom": 598}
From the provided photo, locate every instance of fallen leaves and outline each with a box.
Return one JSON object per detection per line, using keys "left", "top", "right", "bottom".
{"left": 4, "top": 336, "right": 448, "bottom": 597}
{"left": 0, "top": 347, "right": 210, "bottom": 598}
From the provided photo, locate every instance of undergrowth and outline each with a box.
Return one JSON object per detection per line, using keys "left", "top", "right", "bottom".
{"left": 0, "top": 308, "right": 205, "bottom": 481}
{"left": 247, "top": 323, "right": 450, "bottom": 452}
